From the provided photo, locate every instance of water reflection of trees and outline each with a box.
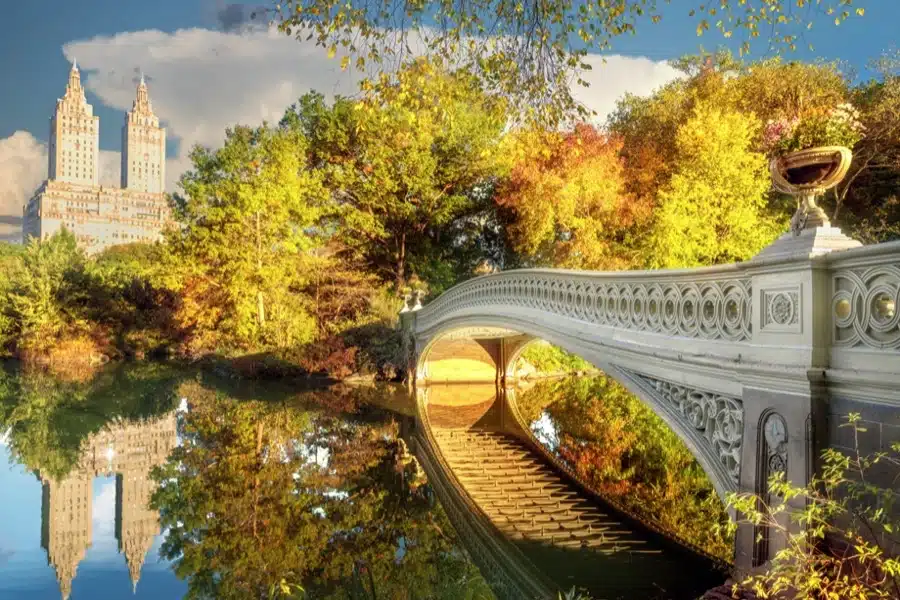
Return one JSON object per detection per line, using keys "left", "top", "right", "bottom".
{"left": 152, "top": 380, "right": 494, "bottom": 600}
{"left": 515, "top": 375, "right": 735, "bottom": 561}
{"left": 0, "top": 364, "right": 493, "bottom": 599}
{"left": 0, "top": 362, "right": 183, "bottom": 479}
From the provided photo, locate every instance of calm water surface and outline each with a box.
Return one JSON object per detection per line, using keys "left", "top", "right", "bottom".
{"left": 0, "top": 363, "right": 726, "bottom": 599}
{"left": 0, "top": 362, "right": 492, "bottom": 600}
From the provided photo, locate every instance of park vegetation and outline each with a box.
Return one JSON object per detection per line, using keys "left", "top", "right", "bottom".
{"left": 2, "top": 52, "right": 897, "bottom": 379}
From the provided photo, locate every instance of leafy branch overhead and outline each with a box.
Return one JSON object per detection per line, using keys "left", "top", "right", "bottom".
{"left": 272, "top": 0, "right": 866, "bottom": 121}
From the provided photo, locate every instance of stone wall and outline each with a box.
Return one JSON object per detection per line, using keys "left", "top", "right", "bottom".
{"left": 826, "top": 396, "right": 900, "bottom": 491}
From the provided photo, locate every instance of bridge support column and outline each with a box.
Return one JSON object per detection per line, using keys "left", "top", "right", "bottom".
{"left": 735, "top": 384, "right": 826, "bottom": 572}
{"left": 499, "top": 335, "right": 536, "bottom": 384}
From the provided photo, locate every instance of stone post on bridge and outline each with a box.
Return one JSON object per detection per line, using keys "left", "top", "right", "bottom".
{"left": 734, "top": 149, "right": 864, "bottom": 571}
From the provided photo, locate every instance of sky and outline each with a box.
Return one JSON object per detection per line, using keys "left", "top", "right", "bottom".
{"left": 0, "top": 0, "right": 897, "bottom": 242}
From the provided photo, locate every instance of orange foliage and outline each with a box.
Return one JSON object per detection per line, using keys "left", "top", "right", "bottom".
{"left": 497, "top": 124, "right": 651, "bottom": 270}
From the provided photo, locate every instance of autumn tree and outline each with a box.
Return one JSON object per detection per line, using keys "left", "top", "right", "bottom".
{"left": 833, "top": 53, "right": 900, "bottom": 242}
{"left": 169, "top": 124, "right": 326, "bottom": 354}
{"left": 497, "top": 124, "right": 649, "bottom": 270}
{"left": 281, "top": 61, "right": 507, "bottom": 291}
{"left": 646, "top": 104, "right": 783, "bottom": 268}
{"left": 608, "top": 53, "right": 851, "bottom": 230}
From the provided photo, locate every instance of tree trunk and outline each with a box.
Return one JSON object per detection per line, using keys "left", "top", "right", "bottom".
{"left": 396, "top": 231, "right": 406, "bottom": 290}
{"left": 255, "top": 210, "right": 266, "bottom": 327}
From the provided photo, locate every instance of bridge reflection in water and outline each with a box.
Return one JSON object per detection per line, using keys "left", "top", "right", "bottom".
{"left": 409, "top": 382, "right": 728, "bottom": 600}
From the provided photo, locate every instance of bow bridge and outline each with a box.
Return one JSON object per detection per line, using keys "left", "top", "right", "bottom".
{"left": 401, "top": 227, "right": 900, "bottom": 570}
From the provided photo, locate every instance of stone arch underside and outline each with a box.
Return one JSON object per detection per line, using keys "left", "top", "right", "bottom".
{"left": 415, "top": 314, "right": 745, "bottom": 502}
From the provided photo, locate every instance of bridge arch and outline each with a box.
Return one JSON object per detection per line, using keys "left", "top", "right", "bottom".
{"left": 404, "top": 238, "right": 900, "bottom": 570}
{"left": 415, "top": 318, "right": 741, "bottom": 502}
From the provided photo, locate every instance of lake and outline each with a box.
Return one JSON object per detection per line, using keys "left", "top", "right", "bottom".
{"left": 0, "top": 362, "right": 727, "bottom": 599}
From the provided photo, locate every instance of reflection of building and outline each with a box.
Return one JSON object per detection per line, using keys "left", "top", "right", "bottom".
{"left": 39, "top": 413, "right": 177, "bottom": 599}
{"left": 22, "top": 61, "right": 171, "bottom": 253}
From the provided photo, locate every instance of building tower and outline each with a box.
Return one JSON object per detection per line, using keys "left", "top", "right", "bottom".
{"left": 115, "top": 470, "right": 159, "bottom": 593}
{"left": 48, "top": 59, "right": 100, "bottom": 186}
{"left": 122, "top": 74, "right": 166, "bottom": 193}
{"left": 41, "top": 474, "right": 93, "bottom": 600}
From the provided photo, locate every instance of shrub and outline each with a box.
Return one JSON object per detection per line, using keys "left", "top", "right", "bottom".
{"left": 728, "top": 414, "right": 900, "bottom": 599}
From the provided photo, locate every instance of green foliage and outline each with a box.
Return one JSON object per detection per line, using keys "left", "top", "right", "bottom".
{"left": 2, "top": 230, "right": 90, "bottom": 353}
{"left": 85, "top": 242, "right": 181, "bottom": 357}
{"left": 517, "top": 375, "right": 734, "bottom": 561}
{"left": 171, "top": 123, "right": 326, "bottom": 353}
{"left": 728, "top": 414, "right": 900, "bottom": 599}
{"left": 281, "top": 62, "right": 507, "bottom": 291}
{"left": 517, "top": 342, "right": 593, "bottom": 374}
{"left": 274, "top": 0, "right": 864, "bottom": 123}
{"left": 647, "top": 104, "right": 783, "bottom": 268}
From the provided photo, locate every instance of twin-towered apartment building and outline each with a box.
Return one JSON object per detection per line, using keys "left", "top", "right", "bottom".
{"left": 23, "top": 61, "right": 172, "bottom": 253}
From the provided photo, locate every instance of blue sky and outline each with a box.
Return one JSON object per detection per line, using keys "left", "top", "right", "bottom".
{"left": 0, "top": 0, "right": 897, "bottom": 239}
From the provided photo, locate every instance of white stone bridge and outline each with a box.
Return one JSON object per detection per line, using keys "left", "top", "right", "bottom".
{"left": 403, "top": 228, "right": 900, "bottom": 570}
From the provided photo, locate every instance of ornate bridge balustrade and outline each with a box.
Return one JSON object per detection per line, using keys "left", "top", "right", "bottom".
{"left": 404, "top": 229, "right": 900, "bottom": 572}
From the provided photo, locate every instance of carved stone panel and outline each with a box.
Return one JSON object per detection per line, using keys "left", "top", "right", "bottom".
{"left": 761, "top": 285, "right": 801, "bottom": 333}
{"left": 755, "top": 411, "right": 789, "bottom": 567}
{"left": 763, "top": 413, "right": 788, "bottom": 479}
{"left": 618, "top": 369, "right": 743, "bottom": 489}
{"left": 832, "top": 265, "right": 900, "bottom": 350}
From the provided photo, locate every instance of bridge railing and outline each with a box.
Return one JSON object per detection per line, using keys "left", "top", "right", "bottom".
{"left": 825, "top": 241, "right": 900, "bottom": 373}
{"left": 415, "top": 241, "right": 900, "bottom": 373}
{"left": 415, "top": 264, "right": 753, "bottom": 343}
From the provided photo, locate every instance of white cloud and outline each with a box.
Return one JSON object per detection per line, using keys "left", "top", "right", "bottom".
{"left": 574, "top": 54, "right": 680, "bottom": 123}
{"left": 0, "top": 25, "right": 680, "bottom": 238}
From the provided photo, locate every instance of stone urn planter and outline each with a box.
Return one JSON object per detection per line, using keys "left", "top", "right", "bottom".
{"left": 770, "top": 146, "right": 853, "bottom": 236}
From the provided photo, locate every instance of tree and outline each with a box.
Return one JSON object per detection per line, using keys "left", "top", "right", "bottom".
{"left": 273, "top": 0, "right": 865, "bottom": 122}
{"left": 3, "top": 230, "right": 90, "bottom": 353}
{"left": 497, "top": 124, "right": 649, "bottom": 270}
{"left": 281, "top": 62, "right": 507, "bottom": 291}
{"left": 84, "top": 242, "right": 182, "bottom": 357}
{"left": 646, "top": 104, "right": 783, "bottom": 268}
{"left": 169, "top": 124, "right": 326, "bottom": 353}
{"left": 832, "top": 53, "right": 900, "bottom": 242}
{"left": 608, "top": 53, "right": 850, "bottom": 235}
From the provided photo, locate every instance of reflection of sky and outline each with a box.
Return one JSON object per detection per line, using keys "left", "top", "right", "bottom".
{"left": 531, "top": 411, "right": 560, "bottom": 452}
{"left": 0, "top": 446, "right": 187, "bottom": 599}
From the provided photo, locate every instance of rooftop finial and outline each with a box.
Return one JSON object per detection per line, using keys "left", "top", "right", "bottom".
{"left": 139, "top": 70, "right": 145, "bottom": 86}
{"left": 72, "top": 57, "right": 77, "bottom": 71}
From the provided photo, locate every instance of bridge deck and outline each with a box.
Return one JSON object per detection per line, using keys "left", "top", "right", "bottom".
{"left": 432, "top": 426, "right": 724, "bottom": 599}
